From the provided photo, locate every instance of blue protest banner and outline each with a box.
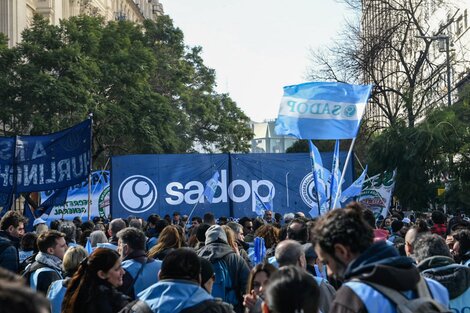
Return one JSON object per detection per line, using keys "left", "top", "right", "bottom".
{"left": 111, "top": 153, "right": 353, "bottom": 219}
{"left": 0, "top": 120, "right": 91, "bottom": 196}
{"left": 275, "top": 82, "right": 372, "bottom": 139}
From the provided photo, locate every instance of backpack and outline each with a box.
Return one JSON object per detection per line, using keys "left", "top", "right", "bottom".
{"left": 362, "top": 278, "right": 451, "bottom": 313}
{"left": 211, "top": 257, "right": 238, "bottom": 306}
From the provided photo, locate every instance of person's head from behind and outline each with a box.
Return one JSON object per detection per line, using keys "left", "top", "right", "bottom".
{"left": 199, "top": 257, "right": 215, "bottom": 293}
{"left": 274, "top": 239, "right": 306, "bottom": 269}
{"left": 255, "top": 225, "right": 280, "bottom": 249}
{"left": 0, "top": 280, "right": 50, "bottom": 313}
{"left": 287, "top": 218, "right": 309, "bottom": 243}
{"left": 62, "top": 248, "right": 124, "bottom": 312}
{"left": 413, "top": 233, "right": 451, "bottom": 264}
{"left": 108, "top": 218, "right": 126, "bottom": 237}
{"left": 203, "top": 212, "right": 216, "bottom": 226}
{"left": 226, "top": 221, "right": 244, "bottom": 242}
{"left": 20, "top": 232, "right": 37, "bottom": 252}
{"left": 431, "top": 210, "right": 446, "bottom": 225}
{"left": 196, "top": 223, "right": 211, "bottom": 244}
{"left": 247, "top": 263, "right": 278, "bottom": 298}
{"left": 391, "top": 219, "right": 404, "bottom": 234}
{"left": 63, "top": 245, "right": 88, "bottom": 276}
{"left": 89, "top": 230, "right": 107, "bottom": 248}
{"left": 117, "top": 227, "right": 146, "bottom": 258}
{"left": 128, "top": 218, "right": 142, "bottom": 230}
{"left": 312, "top": 202, "right": 374, "bottom": 280}
{"left": 0, "top": 211, "right": 26, "bottom": 238}
{"left": 159, "top": 248, "right": 200, "bottom": 283}
{"left": 37, "top": 230, "right": 67, "bottom": 260}
{"left": 262, "top": 266, "right": 319, "bottom": 313}
{"left": 59, "top": 222, "right": 77, "bottom": 244}
{"left": 148, "top": 225, "right": 181, "bottom": 258}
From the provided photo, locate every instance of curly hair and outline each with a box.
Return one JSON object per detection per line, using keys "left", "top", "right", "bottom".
{"left": 254, "top": 225, "right": 280, "bottom": 249}
{"left": 312, "top": 202, "right": 374, "bottom": 257}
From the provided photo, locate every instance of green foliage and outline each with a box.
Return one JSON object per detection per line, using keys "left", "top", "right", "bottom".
{"left": 0, "top": 15, "right": 253, "bottom": 167}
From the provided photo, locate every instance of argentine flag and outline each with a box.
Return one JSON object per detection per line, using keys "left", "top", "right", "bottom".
{"left": 275, "top": 82, "right": 372, "bottom": 139}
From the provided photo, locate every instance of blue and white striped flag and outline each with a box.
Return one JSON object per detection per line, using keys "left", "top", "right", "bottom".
{"left": 340, "top": 165, "right": 368, "bottom": 204}
{"left": 203, "top": 171, "right": 220, "bottom": 203}
{"left": 308, "top": 140, "right": 329, "bottom": 214}
{"left": 329, "top": 140, "right": 342, "bottom": 209}
{"left": 253, "top": 191, "right": 268, "bottom": 216}
{"left": 275, "top": 82, "right": 372, "bottom": 139}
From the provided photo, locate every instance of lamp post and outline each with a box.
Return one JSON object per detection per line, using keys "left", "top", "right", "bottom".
{"left": 416, "top": 35, "right": 452, "bottom": 107}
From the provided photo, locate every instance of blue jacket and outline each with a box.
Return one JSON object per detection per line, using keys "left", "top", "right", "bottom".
{"left": 138, "top": 280, "right": 213, "bottom": 313}
{"left": 331, "top": 241, "right": 449, "bottom": 313}
{"left": 47, "top": 278, "right": 69, "bottom": 313}
{"left": 120, "top": 250, "right": 162, "bottom": 298}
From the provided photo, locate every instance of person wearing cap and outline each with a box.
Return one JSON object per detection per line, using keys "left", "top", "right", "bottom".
{"left": 198, "top": 225, "right": 250, "bottom": 313}
{"left": 138, "top": 248, "right": 234, "bottom": 313}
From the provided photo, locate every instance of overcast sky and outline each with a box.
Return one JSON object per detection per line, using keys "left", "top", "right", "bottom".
{"left": 160, "top": 0, "right": 352, "bottom": 122}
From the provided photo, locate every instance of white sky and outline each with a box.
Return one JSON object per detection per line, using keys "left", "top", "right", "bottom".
{"left": 160, "top": 0, "right": 352, "bottom": 122}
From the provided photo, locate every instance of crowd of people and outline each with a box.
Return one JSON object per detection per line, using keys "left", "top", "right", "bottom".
{"left": 0, "top": 204, "right": 469, "bottom": 313}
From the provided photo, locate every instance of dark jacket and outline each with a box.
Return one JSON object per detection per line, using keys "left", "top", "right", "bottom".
{"left": 180, "top": 299, "right": 235, "bottom": 313}
{"left": 84, "top": 281, "right": 130, "bottom": 313}
{"left": 330, "top": 241, "right": 444, "bottom": 313}
{"left": 26, "top": 260, "right": 62, "bottom": 294}
{"left": 197, "top": 242, "right": 250, "bottom": 312}
{"left": 0, "top": 232, "right": 19, "bottom": 273}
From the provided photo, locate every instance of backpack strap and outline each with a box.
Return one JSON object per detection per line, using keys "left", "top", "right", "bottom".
{"left": 414, "top": 277, "right": 432, "bottom": 298}
{"left": 125, "top": 258, "right": 147, "bottom": 295}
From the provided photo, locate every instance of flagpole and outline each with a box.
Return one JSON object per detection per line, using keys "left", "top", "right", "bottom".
{"left": 308, "top": 140, "right": 322, "bottom": 216}
{"left": 87, "top": 113, "right": 93, "bottom": 221}
{"left": 186, "top": 192, "right": 205, "bottom": 226}
{"left": 332, "top": 137, "right": 356, "bottom": 209}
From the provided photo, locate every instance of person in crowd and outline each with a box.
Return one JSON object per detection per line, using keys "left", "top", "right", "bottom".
{"left": 61, "top": 248, "right": 131, "bottom": 313}
{"left": 198, "top": 225, "right": 250, "bottom": 312}
{"left": 129, "top": 218, "right": 143, "bottom": 230}
{"left": 19, "top": 232, "right": 37, "bottom": 263}
{"left": 451, "top": 229, "right": 470, "bottom": 265}
{"left": 33, "top": 218, "right": 48, "bottom": 235}
{"left": 262, "top": 265, "right": 320, "bottom": 313}
{"left": 145, "top": 214, "right": 160, "bottom": 238}
{"left": 195, "top": 223, "right": 211, "bottom": 250}
{"left": 286, "top": 218, "right": 309, "bottom": 244}
{"left": 191, "top": 216, "right": 202, "bottom": 229}
{"left": 243, "top": 263, "right": 277, "bottom": 313}
{"left": 430, "top": 210, "right": 447, "bottom": 238}
{"left": 312, "top": 202, "right": 449, "bottom": 312}
{"left": 138, "top": 248, "right": 234, "bottom": 313}
{"left": 0, "top": 210, "right": 26, "bottom": 272}
{"left": 204, "top": 212, "right": 217, "bottom": 226}
{"left": 273, "top": 213, "right": 282, "bottom": 228}
{"left": 219, "top": 217, "right": 229, "bottom": 225}
{"left": 47, "top": 245, "right": 88, "bottom": 313}
{"left": 388, "top": 219, "right": 405, "bottom": 244}
{"left": 251, "top": 225, "right": 279, "bottom": 262}
{"left": 24, "top": 230, "right": 67, "bottom": 294}
{"left": 274, "top": 239, "right": 335, "bottom": 313}
{"left": 303, "top": 242, "right": 328, "bottom": 280}
{"left": 90, "top": 230, "right": 108, "bottom": 249}
{"left": 413, "top": 233, "right": 470, "bottom": 312}
{"left": 227, "top": 222, "right": 251, "bottom": 266}
{"left": 172, "top": 212, "right": 185, "bottom": 228}
{"left": 199, "top": 257, "right": 216, "bottom": 294}
{"left": 222, "top": 225, "right": 240, "bottom": 255}
{"left": 146, "top": 219, "right": 169, "bottom": 251}
{"left": 108, "top": 218, "right": 126, "bottom": 246}
{"left": 148, "top": 225, "right": 182, "bottom": 260}
{"left": 239, "top": 218, "right": 254, "bottom": 243}
{"left": 283, "top": 213, "right": 295, "bottom": 226}
{"left": 263, "top": 211, "right": 274, "bottom": 224}
{"left": 362, "top": 209, "right": 389, "bottom": 242}
{"left": 117, "top": 227, "right": 162, "bottom": 299}
{"left": 404, "top": 219, "right": 430, "bottom": 258}
{"left": 59, "top": 222, "right": 77, "bottom": 248}
{"left": 0, "top": 278, "right": 50, "bottom": 313}
{"left": 49, "top": 220, "right": 62, "bottom": 231}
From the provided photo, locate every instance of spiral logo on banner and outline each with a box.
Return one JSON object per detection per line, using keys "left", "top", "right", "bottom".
{"left": 300, "top": 173, "right": 317, "bottom": 208}
{"left": 118, "top": 175, "right": 157, "bottom": 213}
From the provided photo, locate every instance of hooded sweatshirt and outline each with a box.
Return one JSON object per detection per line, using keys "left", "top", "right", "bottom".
{"left": 138, "top": 280, "right": 213, "bottom": 313}
{"left": 331, "top": 241, "right": 449, "bottom": 313}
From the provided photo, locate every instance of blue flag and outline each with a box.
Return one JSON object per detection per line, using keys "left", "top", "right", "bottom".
{"left": 329, "top": 140, "right": 342, "bottom": 209}
{"left": 275, "top": 82, "right": 372, "bottom": 139}
{"left": 340, "top": 165, "right": 368, "bottom": 204}
{"left": 308, "top": 140, "right": 329, "bottom": 215}
{"left": 265, "top": 186, "right": 274, "bottom": 211}
{"left": 36, "top": 187, "right": 69, "bottom": 217}
{"left": 24, "top": 201, "right": 35, "bottom": 232}
{"left": 85, "top": 237, "right": 93, "bottom": 255}
{"left": 203, "top": 171, "right": 220, "bottom": 203}
{"left": 253, "top": 237, "right": 266, "bottom": 265}
{"left": 253, "top": 191, "right": 268, "bottom": 216}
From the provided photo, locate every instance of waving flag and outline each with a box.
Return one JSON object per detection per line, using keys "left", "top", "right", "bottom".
{"left": 275, "top": 82, "right": 372, "bottom": 139}
{"left": 253, "top": 191, "right": 268, "bottom": 216}
{"left": 340, "top": 165, "right": 368, "bottom": 204}
{"left": 308, "top": 140, "right": 329, "bottom": 214}
{"left": 265, "top": 186, "right": 274, "bottom": 211}
{"left": 203, "top": 171, "right": 220, "bottom": 203}
{"left": 36, "top": 187, "right": 69, "bottom": 218}
{"left": 329, "top": 140, "right": 342, "bottom": 209}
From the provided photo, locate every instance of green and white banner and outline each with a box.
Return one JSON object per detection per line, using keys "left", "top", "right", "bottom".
{"left": 358, "top": 169, "right": 396, "bottom": 219}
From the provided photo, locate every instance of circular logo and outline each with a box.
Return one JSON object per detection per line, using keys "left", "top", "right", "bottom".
{"left": 343, "top": 105, "right": 356, "bottom": 118}
{"left": 299, "top": 173, "right": 317, "bottom": 208}
{"left": 118, "top": 175, "right": 157, "bottom": 213}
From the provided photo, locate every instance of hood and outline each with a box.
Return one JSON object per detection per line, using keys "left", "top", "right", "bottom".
{"left": 419, "top": 256, "right": 470, "bottom": 299}
{"left": 345, "top": 241, "right": 420, "bottom": 290}
{"left": 138, "top": 280, "right": 213, "bottom": 313}
{"left": 197, "top": 242, "right": 234, "bottom": 262}
{"left": 205, "top": 225, "right": 228, "bottom": 245}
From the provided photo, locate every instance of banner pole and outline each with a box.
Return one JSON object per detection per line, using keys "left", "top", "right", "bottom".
{"left": 332, "top": 137, "right": 356, "bottom": 210}
{"left": 186, "top": 192, "right": 204, "bottom": 226}
{"left": 87, "top": 113, "right": 93, "bottom": 221}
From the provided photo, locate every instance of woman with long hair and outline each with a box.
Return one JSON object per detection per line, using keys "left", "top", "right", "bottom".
{"left": 147, "top": 225, "right": 181, "bottom": 260}
{"left": 243, "top": 262, "right": 277, "bottom": 313}
{"left": 61, "top": 248, "right": 128, "bottom": 313}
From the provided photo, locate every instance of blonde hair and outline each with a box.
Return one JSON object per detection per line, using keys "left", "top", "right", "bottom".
{"left": 148, "top": 225, "right": 181, "bottom": 259}
{"left": 222, "top": 225, "right": 238, "bottom": 252}
{"left": 63, "top": 245, "right": 88, "bottom": 274}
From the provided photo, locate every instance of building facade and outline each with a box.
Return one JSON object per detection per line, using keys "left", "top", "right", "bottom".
{"left": 0, "top": 0, "right": 163, "bottom": 47}
{"left": 250, "top": 120, "right": 297, "bottom": 153}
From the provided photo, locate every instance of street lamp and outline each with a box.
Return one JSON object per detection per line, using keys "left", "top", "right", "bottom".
{"left": 416, "top": 35, "right": 452, "bottom": 107}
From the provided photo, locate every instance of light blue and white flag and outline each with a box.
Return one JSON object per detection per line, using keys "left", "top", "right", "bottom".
{"left": 203, "top": 171, "right": 220, "bottom": 203}
{"left": 85, "top": 237, "right": 93, "bottom": 255}
{"left": 340, "top": 165, "right": 368, "bottom": 204}
{"left": 329, "top": 140, "right": 342, "bottom": 209}
{"left": 265, "top": 186, "right": 274, "bottom": 211}
{"left": 253, "top": 191, "right": 268, "bottom": 216}
{"left": 308, "top": 140, "right": 329, "bottom": 214}
{"left": 275, "top": 82, "right": 372, "bottom": 139}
